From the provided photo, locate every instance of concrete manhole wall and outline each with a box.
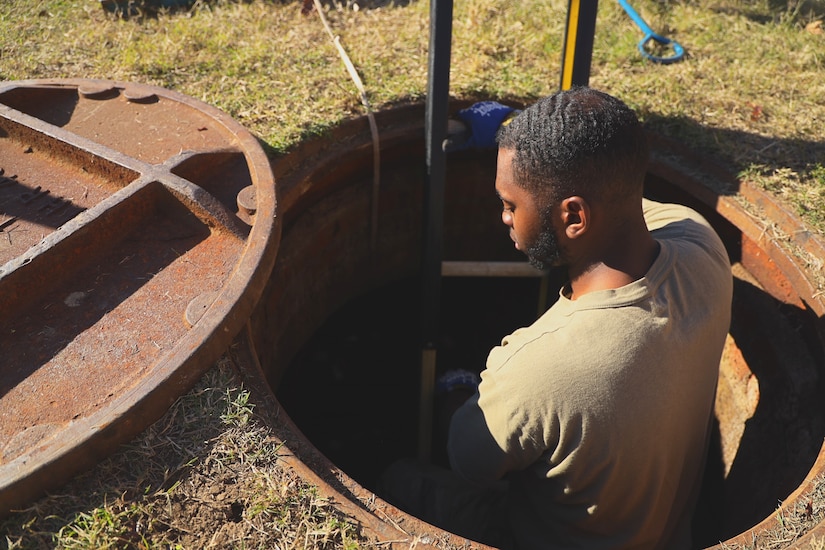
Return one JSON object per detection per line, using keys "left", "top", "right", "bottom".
{"left": 247, "top": 105, "right": 825, "bottom": 548}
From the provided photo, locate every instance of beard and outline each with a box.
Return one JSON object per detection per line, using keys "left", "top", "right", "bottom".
{"left": 524, "top": 223, "right": 563, "bottom": 272}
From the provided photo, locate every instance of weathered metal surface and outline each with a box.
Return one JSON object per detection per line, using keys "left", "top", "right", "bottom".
{"left": 245, "top": 105, "right": 825, "bottom": 548}
{"left": 0, "top": 78, "right": 280, "bottom": 515}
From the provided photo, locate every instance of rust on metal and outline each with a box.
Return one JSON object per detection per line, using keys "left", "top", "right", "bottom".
{"left": 0, "top": 78, "right": 280, "bottom": 515}
{"left": 237, "top": 185, "right": 258, "bottom": 218}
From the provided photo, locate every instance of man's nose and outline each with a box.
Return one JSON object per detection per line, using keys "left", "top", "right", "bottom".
{"left": 501, "top": 210, "right": 513, "bottom": 226}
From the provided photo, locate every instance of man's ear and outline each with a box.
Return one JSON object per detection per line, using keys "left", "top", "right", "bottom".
{"left": 560, "top": 196, "right": 590, "bottom": 239}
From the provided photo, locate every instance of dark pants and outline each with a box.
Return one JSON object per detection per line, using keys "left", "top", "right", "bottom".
{"left": 378, "top": 458, "right": 513, "bottom": 548}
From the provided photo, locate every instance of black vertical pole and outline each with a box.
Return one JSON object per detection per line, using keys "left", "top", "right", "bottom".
{"left": 419, "top": 0, "right": 453, "bottom": 462}
{"left": 559, "top": 0, "right": 599, "bottom": 90}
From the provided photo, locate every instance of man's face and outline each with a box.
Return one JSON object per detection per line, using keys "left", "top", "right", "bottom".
{"left": 495, "top": 148, "right": 564, "bottom": 271}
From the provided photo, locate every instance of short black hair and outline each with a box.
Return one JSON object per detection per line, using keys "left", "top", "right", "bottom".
{"left": 496, "top": 87, "right": 649, "bottom": 207}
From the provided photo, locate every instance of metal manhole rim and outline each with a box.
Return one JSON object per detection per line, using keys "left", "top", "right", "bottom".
{"left": 251, "top": 105, "right": 825, "bottom": 549}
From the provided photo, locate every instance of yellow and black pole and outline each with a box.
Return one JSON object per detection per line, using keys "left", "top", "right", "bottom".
{"left": 560, "top": 0, "right": 599, "bottom": 90}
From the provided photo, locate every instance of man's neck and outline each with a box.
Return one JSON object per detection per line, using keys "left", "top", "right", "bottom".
{"left": 567, "top": 230, "right": 660, "bottom": 301}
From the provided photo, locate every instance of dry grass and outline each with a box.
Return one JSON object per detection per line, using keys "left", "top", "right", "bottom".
{"left": 2, "top": 0, "right": 822, "bottom": 229}
{"left": 1, "top": 0, "right": 825, "bottom": 548}
{"left": 1, "top": 357, "right": 373, "bottom": 549}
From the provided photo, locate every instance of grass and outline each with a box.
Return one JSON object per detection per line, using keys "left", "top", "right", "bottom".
{"left": 2, "top": 357, "right": 374, "bottom": 549}
{"left": 1, "top": 0, "right": 825, "bottom": 547}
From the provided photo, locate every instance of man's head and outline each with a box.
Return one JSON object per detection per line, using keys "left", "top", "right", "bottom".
{"left": 494, "top": 88, "right": 650, "bottom": 271}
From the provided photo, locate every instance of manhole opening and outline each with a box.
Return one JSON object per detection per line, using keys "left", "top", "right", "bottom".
{"left": 255, "top": 107, "right": 825, "bottom": 547}
{"left": 277, "top": 275, "right": 544, "bottom": 485}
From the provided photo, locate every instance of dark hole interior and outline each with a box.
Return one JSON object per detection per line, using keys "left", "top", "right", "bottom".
{"left": 277, "top": 274, "right": 547, "bottom": 485}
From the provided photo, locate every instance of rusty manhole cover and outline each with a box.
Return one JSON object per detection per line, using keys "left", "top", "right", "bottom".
{"left": 0, "top": 78, "right": 280, "bottom": 513}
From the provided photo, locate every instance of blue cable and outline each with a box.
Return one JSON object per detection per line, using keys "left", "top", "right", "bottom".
{"left": 618, "top": 0, "right": 686, "bottom": 64}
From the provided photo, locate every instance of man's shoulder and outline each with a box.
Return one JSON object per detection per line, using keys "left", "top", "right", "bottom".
{"left": 644, "top": 199, "right": 730, "bottom": 266}
{"left": 486, "top": 305, "right": 631, "bottom": 382}
{"left": 643, "top": 199, "right": 712, "bottom": 234}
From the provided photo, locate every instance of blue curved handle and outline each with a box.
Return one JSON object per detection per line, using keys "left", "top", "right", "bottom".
{"left": 638, "top": 32, "right": 685, "bottom": 64}
{"left": 618, "top": 0, "right": 685, "bottom": 64}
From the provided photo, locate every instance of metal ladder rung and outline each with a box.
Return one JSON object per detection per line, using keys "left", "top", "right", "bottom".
{"left": 441, "top": 260, "right": 544, "bottom": 278}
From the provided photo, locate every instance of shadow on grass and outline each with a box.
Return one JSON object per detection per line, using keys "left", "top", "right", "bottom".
{"left": 709, "top": 0, "right": 825, "bottom": 24}
{"left": 100, "top": 0, "right": 415, "bottom": 20}
{"left": 643, "top": 112, "right": 825, "bottom": 183}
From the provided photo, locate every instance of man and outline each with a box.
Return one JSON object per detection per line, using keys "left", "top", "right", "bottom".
{"left": 383, "top": 88, "right": 732, "bottom": 549}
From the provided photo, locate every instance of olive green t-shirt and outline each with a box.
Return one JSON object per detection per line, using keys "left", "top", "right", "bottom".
{"left": 448, "top": 200, "right": 733, "bottom": 550}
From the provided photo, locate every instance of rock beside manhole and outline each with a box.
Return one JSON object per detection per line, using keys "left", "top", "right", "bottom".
{"left": 0, "top": 78, "right": 280, "bottom": 516}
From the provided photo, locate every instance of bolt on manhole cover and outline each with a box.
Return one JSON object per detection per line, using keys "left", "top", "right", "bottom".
{"left": 0, "top": 78, "right": 280, "bottom": 514}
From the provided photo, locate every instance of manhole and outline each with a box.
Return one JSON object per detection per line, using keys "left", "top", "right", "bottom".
{"left": 240, "top": 105, "right": 825, "bottom": 548}
{"left": 0, "top": 78, "right": 280, "bottom": 514}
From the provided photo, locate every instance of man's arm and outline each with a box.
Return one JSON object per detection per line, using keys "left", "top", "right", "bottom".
{"left": 447, "top": 392, "right": 518, "bottom": 484}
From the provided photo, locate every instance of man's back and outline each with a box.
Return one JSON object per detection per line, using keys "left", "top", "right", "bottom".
{"left": 449, "top": 200, "right": 733, "bottom": 549}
